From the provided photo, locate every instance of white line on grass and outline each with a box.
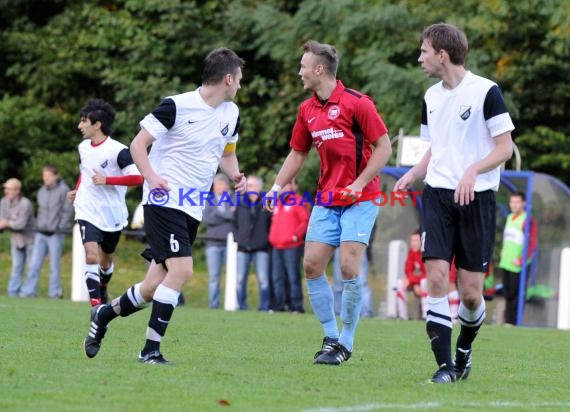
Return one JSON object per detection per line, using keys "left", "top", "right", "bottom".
{"left": 302, "top": 401, "right": 570, "bottom": 411}
{"left": 302, "top": 403, "right": 440, "bottom": 411}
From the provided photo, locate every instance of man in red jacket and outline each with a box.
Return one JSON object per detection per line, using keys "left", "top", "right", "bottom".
{"left": 269, "top": 178, "right": 310, "bottom": 313}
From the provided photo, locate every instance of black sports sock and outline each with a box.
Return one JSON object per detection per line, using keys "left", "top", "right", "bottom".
{"left": 99, "top": 271, "right": 113, "bottom": 287}
{"left": 98, "top": 304, "right": 119, "bottom": 326}
{"left": 142, "top": 339, "right": 161, "bottom": 355}
{"left": 85, "top": 273, "right": 101, "bottom": 305}
{"left": 99, "top": 268, "right": 113, "bottom": 303}
{"left": 142, "top": 300, "right": 175, "bottom": 355}
{"left": 427, "top": 321, "right": 453, "bottom": 367}
{"left": 456, "top": 324, "right": 482, "bottom": 351}
{"left": 118, "top": 285, "right": 146, "bottom": 317}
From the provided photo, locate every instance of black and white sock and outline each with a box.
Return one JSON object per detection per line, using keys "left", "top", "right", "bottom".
{"left": 456, "top": 296, "right": 486, "bottom": 352}
{"left": 142, "top": 284, "right": 179, "bottom": 356}
{"left": 426, "top": 295, "right": 454, "bottom": 368}
{"left": 99, "top": 262, "right": 114, "bottom": 288}
{"left": 98, "top": 283, "right": 148, "bottom": 325}
{"left": 84, "top": 264, "right": 101, "bottom": 306}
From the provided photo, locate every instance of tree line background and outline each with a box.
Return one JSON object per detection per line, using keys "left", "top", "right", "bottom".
{"left": 1, "top": 0, "right": 568, "bottom": 210}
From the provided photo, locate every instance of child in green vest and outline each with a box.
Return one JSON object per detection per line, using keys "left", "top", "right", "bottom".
{"left": 498, "top": 191, "right": 538, "bottom": 325}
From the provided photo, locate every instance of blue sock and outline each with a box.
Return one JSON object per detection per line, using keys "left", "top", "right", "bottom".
{"left": 307, "top": 274, "right": 339, "bottom": 339}
{"left": 339, "top": 278, "right": 362, "bottom": 351}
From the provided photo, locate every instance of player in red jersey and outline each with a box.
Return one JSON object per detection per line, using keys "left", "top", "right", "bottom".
{"left": 266, "top": 40, "right": 392, "bottom": 365}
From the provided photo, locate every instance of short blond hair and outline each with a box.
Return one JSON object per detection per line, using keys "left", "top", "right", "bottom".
{"left": 3, "top": 178, "right": 21, "bottom": 190}
{"left": 303, "top": 40, "right": 339, "bottom": 76}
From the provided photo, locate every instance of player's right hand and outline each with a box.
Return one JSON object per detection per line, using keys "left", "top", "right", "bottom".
{"left": 264, "top": 196, "right": 275, "bottom": 212}
{"left": 264, "top": 184, "right": 281, "bottom": 212}
{"left": 147, "top": 175, "right": 170, "bottom": 192}
{"left": 233, "top": 172, "right": 246, "bottom": 193}
{"left": 393, "top": 171, "right": 416, "bottom": 193}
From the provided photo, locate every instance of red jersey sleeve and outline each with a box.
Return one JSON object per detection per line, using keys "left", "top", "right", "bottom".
{"left": 354, "top": 96, "right": 388, "bottom": 145}
{"left": 290, "top": 103, "right": 313, "bottom": 152}
{"left": 74, "top": 174, "right": 82, "bottom": 190}
{"left": 105, "top": 175, "right": 144, "bottom": 186}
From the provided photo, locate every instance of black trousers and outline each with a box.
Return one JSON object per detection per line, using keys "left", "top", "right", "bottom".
{"left": 502, "top": 269, "right": 521, "bottom": 325}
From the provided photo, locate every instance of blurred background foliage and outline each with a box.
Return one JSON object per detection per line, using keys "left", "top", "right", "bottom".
{"left": 0, "top": 0, "right": 568, "bottom": 208}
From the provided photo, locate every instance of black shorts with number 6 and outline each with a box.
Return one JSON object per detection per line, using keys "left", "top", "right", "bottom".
{"left": 421, "top": 185, "right": 496, "bottom": 273}
{"left": 142, "top": 205, "right": 199, "bottom": 264}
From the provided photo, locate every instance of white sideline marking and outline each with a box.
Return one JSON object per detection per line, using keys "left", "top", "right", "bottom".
{"left": 303, "top": 403, "right": 439, "bottom": 411}
{"left": 302, "top": 401, "right": 570, "bottom": 412}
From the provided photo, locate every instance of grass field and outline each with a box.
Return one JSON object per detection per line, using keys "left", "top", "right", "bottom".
{"left": 1, "top": 296, "right": 570, "bottom": 412}
{"left": 2, "top": 233, "right": 570, "bottom": 411}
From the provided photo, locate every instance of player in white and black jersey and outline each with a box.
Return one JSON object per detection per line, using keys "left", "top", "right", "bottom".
{"left": 68, "top": 99, "right": 143, "bottom": 308}
{"left": 395, "top": 23, "right": 514, "bottom": 384}
{"left": 83, "top": 48, "right": 247, "bottom": 364}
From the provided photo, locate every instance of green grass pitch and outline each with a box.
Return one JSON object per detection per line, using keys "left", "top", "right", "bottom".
{"left": 1, "top": 297, "right": 570, "bottom": 412}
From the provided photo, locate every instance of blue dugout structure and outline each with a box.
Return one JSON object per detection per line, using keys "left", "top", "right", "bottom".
{"left": 374, "top": 167, "right": 570, "bottom": 327}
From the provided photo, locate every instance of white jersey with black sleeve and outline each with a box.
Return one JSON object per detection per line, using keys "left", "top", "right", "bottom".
{"left": 74, "top": 136, "right": 140, "bottom": 232}
{"left": 421, "top": 71, "right": 515, "bottom": 192}
{"left": 139, "top": 88, "right": 240, "bottom": 221}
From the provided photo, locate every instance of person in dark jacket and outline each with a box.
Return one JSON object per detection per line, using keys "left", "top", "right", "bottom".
{"left": 234, "top": 175, "right": 272, "bottom": 310}
{"left": 203, "top": 173, "right": 235, "bottom": 308}
{"left": 20, "top": 165, "right": 74, "bottom": 298}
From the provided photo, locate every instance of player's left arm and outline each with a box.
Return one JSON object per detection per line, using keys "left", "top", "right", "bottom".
{"left": 456, "top": 85, "right": 514, "bottom": 205}
{"left": 350, "top": 134, "right": 392, "bottom": 194}
{"left": 346, "top": 98, "right": 392, "bottom": 195}
{"left": 465, "top": 132, "right": 513, "bottom": 173}
{"left": 455, "top": 132, "right": 513, "bottom": 205}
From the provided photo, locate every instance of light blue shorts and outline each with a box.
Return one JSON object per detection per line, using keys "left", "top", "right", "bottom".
{"left": 305, "top": 200, "right": 379, "bottom": 246}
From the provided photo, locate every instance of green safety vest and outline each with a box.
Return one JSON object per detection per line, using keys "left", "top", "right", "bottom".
{"left": 499, "top": 212, "right": 527, "bottom": 273}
